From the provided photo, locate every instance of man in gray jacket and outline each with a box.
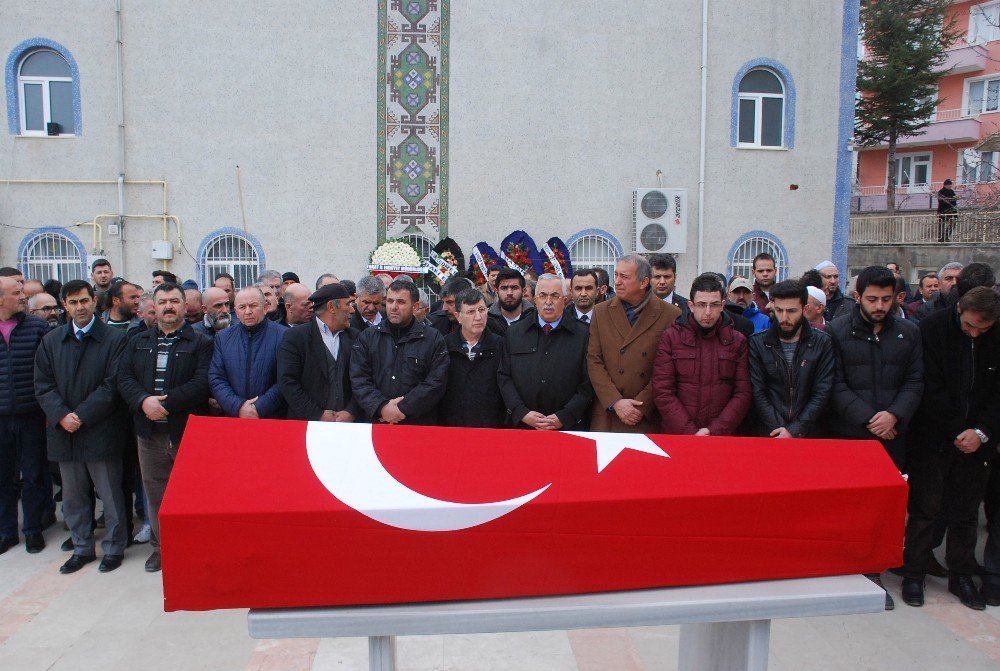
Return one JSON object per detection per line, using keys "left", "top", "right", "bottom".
{"left": 35, "top": 280, "right": 128, "bottom": 574}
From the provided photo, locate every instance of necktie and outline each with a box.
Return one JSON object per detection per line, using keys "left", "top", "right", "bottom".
{"left": 75, "top": 330, "right": 84, "bottom": 342}
{"left": 543, "top": 323, "right": 552, "bottom": 335}
{"left": 581, "top": 314, "right": 589, "bottom": 323}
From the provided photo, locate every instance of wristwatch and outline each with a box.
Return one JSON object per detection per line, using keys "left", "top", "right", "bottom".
{"left": 973, "top": 428, "right": 989, "bottom": 444}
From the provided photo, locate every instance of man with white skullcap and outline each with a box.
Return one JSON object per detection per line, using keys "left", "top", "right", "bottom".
{"left": 815, "top": 261, "right": 854, "bottom": 322}
{"left": 803, "top": 286, "right": 828, "bottom": 331}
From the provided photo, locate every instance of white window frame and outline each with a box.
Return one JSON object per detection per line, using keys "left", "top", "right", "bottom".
{"left": 891, "top": 151, "right": 933, "bottom": 190}
{"left": 18, "top": 231, "right": 85, "bottom": 283}
{"left": 956, "top": 149, "right": 997, "bottom": 184}
{"left": 17, "top": 49, "right": 74, "bottom": 137}
{"left": 964, "top": 74, "right": 1000, "bottom": 116}
{"left": 737, "top": 69, "right": 786, "bottom": 149}
{"left": 568, "top": 233, "right": 619, "bottom": 277}
{"left": 730, "top": 236, "right": 787, "bottom": 283}
{"left": 200, "top": 233, "right": 262, "bottom": 290}
{"left": 969, "top": 2, "right": 1000, "bottom": 46}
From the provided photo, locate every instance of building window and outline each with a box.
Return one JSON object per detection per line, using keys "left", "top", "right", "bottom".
{"left": 567, "top": 229, "right": 624, "bottom": 277}
{"left": 737, "top": 69, "right": 785, "bottom": 148}
{"left": 893, "top": 153, "right": 932, "bottom": 188}
{"left": 17, "top": 228, "right": 86, "bottom": 283}
{"left": 966, "top": 77, "right": 1000, "bottom": 115}
{"left": 397, "top": 233, "right": 439, "bottom": 301}
{"left": 970, "top": 2, "right": 1000, "bottom": 46}
{"left": 731, "top": 59, "right": 795, "bottom": 149}
{"left": 728, "top": 232, "right": 788, "bottom": 283}
{"left": 197, "top": 229, "right": 264, "bottom": 290}
{"left": 959, "top": 149, "right": 996, "bottom": 184}
{"left": 6, "top": 39, "right": 81, "bottom": 136}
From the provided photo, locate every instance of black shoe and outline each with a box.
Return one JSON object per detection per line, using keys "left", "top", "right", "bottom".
{"left": 59, "top": 553, "right": 97, "bottom": 574}
{"left": 901, "top": 577, "right": 924, "bottom": 607}
{"left": 983, "top": 582, "right": 1000, "bottom": 608}
{"left": 61, "top": 536, "right": 74, "bottom": 551}
{"left": 926, "top": 555, "right": 948, "bottom": 578}
{"left": 949, "top": 575, "right": 986, "bottom": 611}
{"left": 144, "top": 550, "right": 161, "bottom": 573}
{"left": 98, "top": 555, "right": 123, "bottom": 573}
{"left": 0, "top": 536, "right": 17, "bottom": 555}
{"left": 25, "top": 533, "right": 45, "bottom": 554}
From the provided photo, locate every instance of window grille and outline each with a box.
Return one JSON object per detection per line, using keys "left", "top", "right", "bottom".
{"left": 201, "top": 233, "right": 261, "bottom": 289}
{"left": 730, "top": 236, "right": 787, "bottom": 282}
{"left": 18, "top": 230, "right": 85, "bottom": 283}
{"left": 569, "top": 233, "right": 619, "bottom": 277}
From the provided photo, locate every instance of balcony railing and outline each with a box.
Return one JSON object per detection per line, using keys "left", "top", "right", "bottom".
{"left": 934, "top": 44, "right": 987, "bottom": 75}
{"left": 849, "top": 211, "right": 1000, "bottom": 244}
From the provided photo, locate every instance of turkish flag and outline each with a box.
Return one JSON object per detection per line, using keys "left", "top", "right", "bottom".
{"left": 159, "top": 417, "right": 907, "bottom": 611}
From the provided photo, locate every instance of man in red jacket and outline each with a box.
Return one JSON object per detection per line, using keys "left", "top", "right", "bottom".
{"left": 652, "top": 273, "right": 751, "bottom": 436}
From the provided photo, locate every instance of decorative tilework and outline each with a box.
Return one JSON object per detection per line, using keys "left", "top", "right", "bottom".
{"left": 5, "top": 37, "right": 82, "bottom": 136}
{"left": 378, "top": 0, "right": 448, "bottom": 244}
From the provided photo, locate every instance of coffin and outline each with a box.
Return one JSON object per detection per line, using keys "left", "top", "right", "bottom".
{"left": 159, "top": 417, "right": 907, "bottom": 612}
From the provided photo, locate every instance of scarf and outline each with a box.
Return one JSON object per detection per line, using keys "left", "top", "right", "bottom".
{"left": 621, "top": 288, "right": 653, "bottom": 327}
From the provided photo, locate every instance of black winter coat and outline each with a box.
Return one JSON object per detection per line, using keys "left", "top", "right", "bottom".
{"left": 349, "top": 319, "right": 449, "bottom": 425}
{"left": 914, "top": 306, "right": 1000, "bottom": 451}
{"left": 426, "top": 310, "right": 460, "bottom": 336}
{"left": 827, "top": 305, "right": 924, "bottom": 438}
{"left": 278, "top": 321, "right": 362, "bottom": 420}
{"left": 0, "top": 312, "right": 49, "bottom": 415}
{"left": 440, "top": 330, "right": 507, "bottom": 427}
{"left": 824, "top": 289, "right": 855, "bottom": 323}
{"left": 117, "top": 323, "right": 213, "bottom": 444}
{"left": 498, "top": 315, "right": 593, "bottom": 429}
{"left": 748, "top": 321, "right": 835, "bottom": 438}
{"left": 34, "top": 319, "right": 128, "bottom": 461}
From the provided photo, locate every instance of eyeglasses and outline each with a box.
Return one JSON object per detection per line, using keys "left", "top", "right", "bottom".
{"left": 691, "top": 302, "right": 724, "bottom": 311}
{"left": 31, "top": 306, "right": 59, "bottom": 313}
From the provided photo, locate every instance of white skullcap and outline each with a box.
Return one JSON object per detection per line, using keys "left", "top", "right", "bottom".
{"left": 806, "top": 286, "right": 827, "bottom": 306}
{"left": 814, "top": 260, "right": 836, "bottom": 272}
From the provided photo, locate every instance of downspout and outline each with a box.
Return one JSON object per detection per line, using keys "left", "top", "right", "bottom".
{"left": 115, "top": 0, "right": 127, "bottom": 273}
{"left": 696, "top": 0, "right": 708, "bottom": 275}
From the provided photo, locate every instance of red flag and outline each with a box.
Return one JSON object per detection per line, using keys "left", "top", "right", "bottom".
{"left": 160, "top": 417, "right": 906, "bottom": 611}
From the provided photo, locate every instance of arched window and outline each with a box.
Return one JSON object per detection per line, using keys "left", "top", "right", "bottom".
{"left": 7, "top": 39, "right": 81, "bottom": 136}
{"left": 728, "top": 232, "right": 789, "bottom": 282}
{"left": 731, "top": 59, "right": 795, "bottom": 149}
{"left": 567, "top": 229, "right": 624, "bottom": 277}
{"left": 738, "top": 69, "right": 784, "bottom": 148}
{"left": 197, "top": 229, "right": 264, "bottom": 290}
{"left": 397, "top": 233, "right": 439, "bottom": 301}
{"left": 17, "top": 228, "right": 86, "bottom": 283}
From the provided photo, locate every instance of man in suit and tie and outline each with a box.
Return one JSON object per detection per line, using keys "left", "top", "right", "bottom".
{"left": 278, "top": 283, "right": 362, "bottom": 422}
{"left": 565, "top": 268, "right": 600, "bottom": 324}
{"left": 650, "top": 253, "right": 689, "bottom": 315}
{"left": 587, "top": 255, "right": 681, "bottom": 433}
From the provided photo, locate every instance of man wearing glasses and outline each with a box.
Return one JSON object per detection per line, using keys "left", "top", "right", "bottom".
{"left": 28, "top": 293, "right": 61, "bottom": 327}
{"left": 652, "top": 273, "right": 752, "bottom": 436}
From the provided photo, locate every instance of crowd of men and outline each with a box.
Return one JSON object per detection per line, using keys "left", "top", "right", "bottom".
{"left": 0, "top": 252, "right": 998, "bottom": 616}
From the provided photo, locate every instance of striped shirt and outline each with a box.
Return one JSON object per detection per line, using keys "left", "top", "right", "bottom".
{"left": 152, "top": 329, "right": 181, "bottom": 423}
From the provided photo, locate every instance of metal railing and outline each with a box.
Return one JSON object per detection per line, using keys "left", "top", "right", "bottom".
{"left": 849, "top": 211, "right": 1000, "bottom": 244}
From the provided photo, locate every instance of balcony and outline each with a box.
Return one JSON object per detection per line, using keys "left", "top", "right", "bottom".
{"left": 849, "top": 211, "right": 1000, "bottom": 244}
{"left": 934, "top": 44, "right": 987, "bottom": 75}
{"left": 892, "top": 109, "right": 981, "bottom": 148}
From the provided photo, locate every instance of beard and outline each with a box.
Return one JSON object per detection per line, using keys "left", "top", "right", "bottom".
{"left": 859, "top": 303, "right": 887, "bottom": 324}
{"left": 499, "top": 295, "right": 521, "bottom": 311}
{"left": 208, "top": 312, "right": 231, "bottom": 331}
{"left": 777, "top": 317, "right": 804, "bottom": 340}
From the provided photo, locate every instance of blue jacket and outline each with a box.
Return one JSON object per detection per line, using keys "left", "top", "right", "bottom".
{"left": 209, "top": 318, "right": 287, "bottom": 418}
{"left": 742, "top": 303, "right": 771, "bottom": 333}
{"left": 0, "top": 312, "right": 50, "bottom": 415}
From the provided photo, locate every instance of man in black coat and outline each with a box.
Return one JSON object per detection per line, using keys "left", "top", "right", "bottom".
{"left": 816, "top": 261, "right": 855, "bottom": 322}
{"left": 350, "top": 279, "right": 449, "bottom": 425}
{"left": 279, "top": 283, "right": 362, "bottom": 421}
{"left": 900, "top": 287, "right": 1000, "bottom": 610}
{"left": 35, "top": 280, "right": 128, "bottom": 574}
{"left": 748, "top": 280, "right": 835, "bottom": 439}
{"left": 117, "top": 282, "right": 212, "bottom": 573}
{"left": 499, "top": 274, "right": 593, "bottom": 430}
{"left": 440, "top": 289, "right": 506, "bottom": 427}
{"left": 827, "top": 266, "right": 923, "bottom": 612}
{"left": 0, "top": 276, "right": 52, "bottom": 556}
{"left": 350, "top": 275, "right": 387, "bottom": 332}
{"left": 426, "top": 277, "right": 473, "bottom": 336}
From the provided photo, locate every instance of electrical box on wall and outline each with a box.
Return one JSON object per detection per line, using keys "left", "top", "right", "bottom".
{"left": 151, "top": 240, "right": 174, "bottom": 260}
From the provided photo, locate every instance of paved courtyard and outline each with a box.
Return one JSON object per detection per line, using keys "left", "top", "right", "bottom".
{"left": 2, "top": 518, "right": 999, "bottom": 671}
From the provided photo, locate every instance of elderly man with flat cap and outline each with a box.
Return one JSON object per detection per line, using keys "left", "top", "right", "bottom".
{"left": 278, "top": 283, "right": 362, "bottom": 421}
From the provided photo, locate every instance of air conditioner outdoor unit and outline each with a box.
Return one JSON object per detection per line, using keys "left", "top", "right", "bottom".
{"left": 633, "top": 188, "right": 688, "bottom": 254}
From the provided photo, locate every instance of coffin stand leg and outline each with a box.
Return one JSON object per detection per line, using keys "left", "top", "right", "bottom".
{"left": 368, "top": 635, "right": 397, "bottom": 671}
{"left": 678, "top": 619, "right": 771, "bottom": 671}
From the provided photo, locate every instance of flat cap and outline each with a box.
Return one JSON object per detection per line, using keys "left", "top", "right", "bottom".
{"left": 308, "top": 282, "right": 350, "bottom": 306}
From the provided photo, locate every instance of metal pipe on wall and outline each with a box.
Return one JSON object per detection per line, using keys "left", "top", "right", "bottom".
{"left": 696, "top": 0, "right": 709, "bottom": 275}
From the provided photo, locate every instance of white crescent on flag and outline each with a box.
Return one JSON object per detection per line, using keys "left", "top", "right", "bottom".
{"left": 305, "top": 423, "right": 669, "bottom": 532}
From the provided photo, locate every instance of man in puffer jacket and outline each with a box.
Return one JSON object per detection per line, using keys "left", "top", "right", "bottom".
{"left": 209, "top": 286, "right": 287, "bottom": 419}
{"left": 652, "top": 273, "right": 751, "bottom": 436}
